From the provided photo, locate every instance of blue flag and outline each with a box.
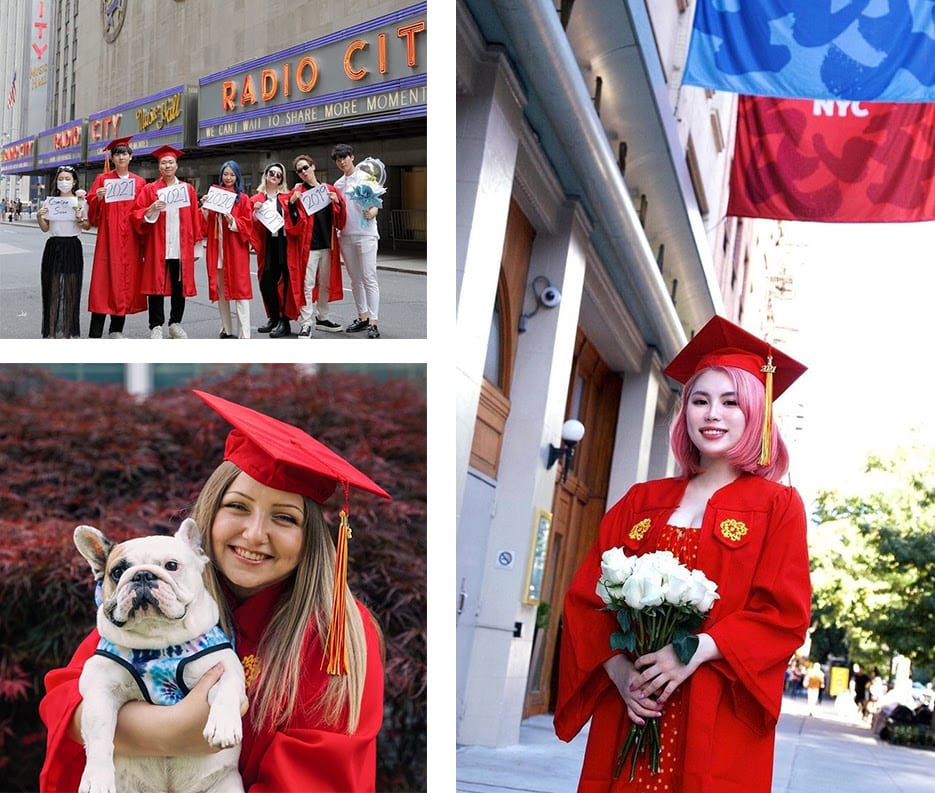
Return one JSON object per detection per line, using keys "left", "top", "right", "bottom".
{"left": 683, "top": 0, "right": 935, "bottom": 102}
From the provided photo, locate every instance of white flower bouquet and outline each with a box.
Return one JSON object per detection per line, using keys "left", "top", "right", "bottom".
{"left": 596, "top": 547, "right": 719, "bottom": 780}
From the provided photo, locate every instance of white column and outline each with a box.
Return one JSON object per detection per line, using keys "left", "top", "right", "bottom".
{"left": 606, "top": 349, "right": 662, "bottom": 503}
{"left": 455, "top": 53, "right": 526, "bottom": 523}
{"left": 458, "top": 202, "right": 589, "bottom": 746}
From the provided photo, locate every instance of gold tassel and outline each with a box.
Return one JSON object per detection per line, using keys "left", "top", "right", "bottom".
{"left": 104, "top": 151, "right": 111, "bottom": 175}
{"left": 759, "top": 355, "right": 775, "bottom": 466}
{"left": 324, "top": 499, "right": 351, "bottom": 675}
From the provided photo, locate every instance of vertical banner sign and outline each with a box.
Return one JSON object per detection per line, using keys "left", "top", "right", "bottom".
{"left": 728, "top": 96, "right": 935, "bottom": 223}
{"left": 28, "top": 0, "right": 51, "bottom": 135}
{"left": 683, "top": 0, "right": 935, "bottom": 102}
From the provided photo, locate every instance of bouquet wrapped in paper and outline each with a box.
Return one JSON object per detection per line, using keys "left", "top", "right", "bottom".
{"left": 347, "top": 157, "right": 387, "bottom": 228}
{"left": 596, "top": 548, "right": 719, "bottom": 780}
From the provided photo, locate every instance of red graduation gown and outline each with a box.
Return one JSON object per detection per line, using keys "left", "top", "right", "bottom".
{"left": 38, "top": 583, "right": 384, "bottom": 793}
{"left": 85, "top": 172, "right": 148, "bottom": 316}
{"left": 554, "top": 474, "right": 811, "bottom": 793}
{"left": 131, "top": 179, "right": 206, "bottom": 297}
{"left": 249, "top": 192, "right": 306, "bottom": 321}
{"left": 204, "top": 189, "right": 255, "bottom": 302}
{"left": 294, "top": 182, "right": 346, "bottom": 304}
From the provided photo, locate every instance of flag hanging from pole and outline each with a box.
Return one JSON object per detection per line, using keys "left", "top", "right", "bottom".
{"left": 683, "top": 1, "right": 935, "bottom": 102}
{"left": 728, "top": 95, "right": 935, "bottom": 223}
{"left": 6, "top": 71, "right": 16, "bottom": 109}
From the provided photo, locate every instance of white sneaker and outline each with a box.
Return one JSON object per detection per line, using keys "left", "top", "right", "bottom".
{"left": 108, "top": 332, "right": 125, "bottom": 339}
{"left": 150, "top": 326, "right": 164, "bottom": 339}
{"left": 168, "top": 323, "right": 188, "bottom": 339}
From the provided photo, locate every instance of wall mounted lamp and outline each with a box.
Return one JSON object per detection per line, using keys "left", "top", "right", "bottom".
{"left": 547, "top": 419, "right": 586, "bottom": 483}
{"left": 519, "top": 275, "right": 562, "bottom": 333}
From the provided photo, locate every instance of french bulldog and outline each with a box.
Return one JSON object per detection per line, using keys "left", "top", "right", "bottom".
{"left": 74, "top": 518, "right": 246, "bottom": 793}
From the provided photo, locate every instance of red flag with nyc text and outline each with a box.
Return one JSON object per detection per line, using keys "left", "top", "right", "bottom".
{"left": 728, "top": 95, "right": 935, "bottom": 223}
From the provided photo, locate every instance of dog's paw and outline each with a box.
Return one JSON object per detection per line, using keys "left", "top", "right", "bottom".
{"left": 78, "top": 769, "right": 117, "bottom": 793}
{"left": 203, "top": 712, "right": 243, "bottom": 749}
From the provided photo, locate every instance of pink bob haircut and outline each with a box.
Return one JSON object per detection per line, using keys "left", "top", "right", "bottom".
{"left": 669, "top": 365, "right": 790, "bottom": 482}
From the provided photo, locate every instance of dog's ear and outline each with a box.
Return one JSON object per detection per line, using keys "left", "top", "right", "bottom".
{"left": 176, "top": 518, "right": 208, "bottom": 562}
{"left": 74, "top": 525, "right": 113, "bottom": 581}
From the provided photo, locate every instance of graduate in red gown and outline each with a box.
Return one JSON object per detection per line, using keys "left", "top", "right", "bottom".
{"left": 202, "top": 160, "right": 254, "bottom": 338}
{"left": 39, "top": 390, "right": 391, "bottom": 792}
{"left": 85, "top": 137, "right": 147, "bottom": 338}
{"left": 554, "top": 316, "right": 812, "bottom": 793}
{"left": 131, "top": 145, "right": 206, "bottom": 339}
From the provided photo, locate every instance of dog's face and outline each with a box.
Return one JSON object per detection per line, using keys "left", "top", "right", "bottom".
{"left": 75, "top": 519, "right": 219, "bottom": 649}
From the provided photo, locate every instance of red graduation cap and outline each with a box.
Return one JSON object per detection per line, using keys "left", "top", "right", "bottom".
{"left": 193, "top": 389, "right": 390, "bottom": 674}
{"left": 663, "top": 315, "right": 806, "bottom": 465}
{"left": 151, "top": 144, "right": 184, "bottom": 161}
{"left": 103, "top": 136, "right": 133, "bottom": 153}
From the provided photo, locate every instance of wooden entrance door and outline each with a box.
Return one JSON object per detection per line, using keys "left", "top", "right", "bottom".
{"left": 523, "top": 331, "right": 621, "bottom": 716}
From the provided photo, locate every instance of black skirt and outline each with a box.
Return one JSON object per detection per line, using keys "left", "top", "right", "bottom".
{"left": 40, "top": 236, "right": 84, "bottom": 338}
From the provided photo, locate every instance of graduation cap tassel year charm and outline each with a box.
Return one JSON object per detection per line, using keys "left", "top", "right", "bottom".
{"left": 759, "top": 355, "right": 776, "bottom": 466}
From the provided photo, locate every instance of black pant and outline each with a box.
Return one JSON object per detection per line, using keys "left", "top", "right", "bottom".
{"left": 89, "top": 313, "right": 127, "bottom": 338}
{"left": 147, "top": 259, "right": 185, "bottom": 328}
{"left": 260, "top": 236, "right": 289, "bottom": 322}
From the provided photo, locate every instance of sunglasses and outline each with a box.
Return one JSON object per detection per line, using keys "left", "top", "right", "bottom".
{"left": 267, "top": 171, "right": 283, "bottom": 178}
{"left": 296, "top": 165, "right": 311, "bottom": 173}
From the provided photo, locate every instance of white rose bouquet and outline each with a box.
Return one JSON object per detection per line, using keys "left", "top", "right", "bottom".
{"left": 596, "top": 547, "right": 719, "bottom": 780}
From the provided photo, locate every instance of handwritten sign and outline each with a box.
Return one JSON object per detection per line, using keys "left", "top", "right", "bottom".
{"left": 254, "top": 198, "right": 284, "bottom": 234}
{"left": 299, "top": 184, "right": 331, "bottom": 216}
{"left": 202, "top": 186, "right": 237, "bottom": 215}
{"left": 44, "top": 197, "right": 79, "bottom": 220}
{"left": 157, "top": 184, "right": 191, "bottom": 211}
{"left": 104, "top": 178, "right": 137, "bottom": 203}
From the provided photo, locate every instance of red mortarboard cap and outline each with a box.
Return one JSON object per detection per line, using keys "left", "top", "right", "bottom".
{"left": 151, "top": 144, "right": 184, "bottom": 161}
{"left": 663, "top": 315, "right": 806, "bottom": 398}
{"left": 193, "top": 389, "right": 390, "bottom": 503}
{"left": 663, "top": 316, "right": 806, "bottom": 466}
{"left": 103, "top": 136, "right": 133, "bottom": 153}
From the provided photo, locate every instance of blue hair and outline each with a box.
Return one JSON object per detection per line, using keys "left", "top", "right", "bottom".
{"left": 218, "top": 160, "right": 243, "bottom": 202}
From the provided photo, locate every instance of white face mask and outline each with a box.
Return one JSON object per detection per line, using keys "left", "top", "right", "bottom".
{"left": 57, "top": 179, "right": 74, "bottom": 192}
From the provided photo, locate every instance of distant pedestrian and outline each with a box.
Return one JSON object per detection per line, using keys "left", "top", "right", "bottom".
{"left": 805, "top": 662, "right": 825, "bottom": 715}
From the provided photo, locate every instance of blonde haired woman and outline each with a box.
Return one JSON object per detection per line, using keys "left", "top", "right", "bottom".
{"left": 39, "top": 390, "right": 389, "bottom": 792}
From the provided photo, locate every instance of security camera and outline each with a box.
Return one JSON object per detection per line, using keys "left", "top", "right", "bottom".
{"left": 540, "top": 286, "right": 562, "bottom": 308}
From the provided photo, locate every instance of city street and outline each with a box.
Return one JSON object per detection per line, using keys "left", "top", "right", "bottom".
{"left": 0, "top": 218, "right": 426, "bottom": 340}
{"left": 456, "top": 694, "right": 935, "bottom": 792}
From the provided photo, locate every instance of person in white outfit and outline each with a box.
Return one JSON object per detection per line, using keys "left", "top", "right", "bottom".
{"left": 331, "top": 143, "right": 382, "bottom": 339}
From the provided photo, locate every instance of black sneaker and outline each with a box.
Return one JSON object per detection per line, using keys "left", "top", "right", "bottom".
{"left": 367, "top": 324, "right": 381, "bottom": 339}
{"left": 298, "top": 323, "right": 312, "bottom": 338}
{"left": 345, "top": 317, "right": 370, "bottom": 333}
{"left": 315, "top": 318, "right": 342, "bottom": 333}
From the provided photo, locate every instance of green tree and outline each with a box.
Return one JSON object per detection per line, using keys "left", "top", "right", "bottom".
{"left": 811, "top": 448, "right": 935, "bottom": 678}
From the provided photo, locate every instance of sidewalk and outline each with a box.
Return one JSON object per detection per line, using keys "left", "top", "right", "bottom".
{"left": 457, "top": 695, "right": 935, "bottom": 792}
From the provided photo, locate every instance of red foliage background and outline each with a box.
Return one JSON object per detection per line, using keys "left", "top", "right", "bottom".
{"left": 0, "top": 364, "right": 426, "bottom": 792}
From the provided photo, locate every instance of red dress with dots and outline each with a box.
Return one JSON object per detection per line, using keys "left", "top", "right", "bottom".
{"left": 622, "top": 525, "right": 699, "bottom": 792}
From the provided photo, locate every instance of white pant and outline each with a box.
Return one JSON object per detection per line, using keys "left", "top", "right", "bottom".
{"left": 217, "top": 268, "right": 250, "bottom": 338}
{"left": 338, "top": 235, "right": 379, "bottom": 322}
{"left": 298, "top": 248, "right": 333, "bottom": 326}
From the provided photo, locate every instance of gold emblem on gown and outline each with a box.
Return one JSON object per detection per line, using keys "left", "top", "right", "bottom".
{"left": 719, "top": 518, "right": 748, "bottom": 542}
{"left": 242, "top": 654, "right": 260, "bottom": 689}
{"left": 628, "top": 518, "right": 651, "bottom": 540}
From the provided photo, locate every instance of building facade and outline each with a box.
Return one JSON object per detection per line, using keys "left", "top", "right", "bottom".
{"left": 455, "top": 0, "right": 783, "bottom": 747}
{"left": 0, "top": 0, "right": 427, "bottom": 249}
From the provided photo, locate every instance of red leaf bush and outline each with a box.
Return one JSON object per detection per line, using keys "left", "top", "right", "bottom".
{"left": 0, "top": 365, "right": 426, "bottom": 792}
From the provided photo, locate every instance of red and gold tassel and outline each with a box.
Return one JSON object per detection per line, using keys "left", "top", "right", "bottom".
{"left": 324, "top": 485, "right": 351, "bottom": 675}
{"left": 759, "top": 355, "right": 775, "bottom": 466}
